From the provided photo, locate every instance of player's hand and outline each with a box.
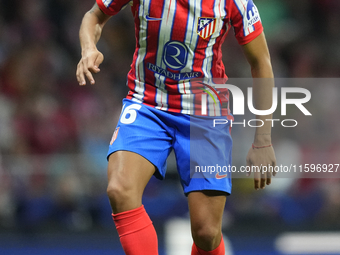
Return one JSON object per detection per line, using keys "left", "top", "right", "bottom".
{"left": 76, "top": 48, "right": 104, "bottom": 85}
{"left": 246, "top": 145, "right": 276, "bottom": 190}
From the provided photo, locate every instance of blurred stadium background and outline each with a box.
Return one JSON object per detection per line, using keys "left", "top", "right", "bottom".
{"left": 0, "top": 0, "right": 340, "bottom": 254}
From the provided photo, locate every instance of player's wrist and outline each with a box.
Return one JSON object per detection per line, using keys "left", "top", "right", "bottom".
{"left": 253, "top": 134, "right": 271, "bottom": 147}
{"left": 81, "top": 44, "right": 98, "bottom": 56}
{"left": 252, "top": 143, "right": 272, "bottom": 149}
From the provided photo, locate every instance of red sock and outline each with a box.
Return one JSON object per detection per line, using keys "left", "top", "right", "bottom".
{"left": 112, "top": 205, "right": 158, "bottom": 255}
{"left": 191, "top": 236, "right": 225, "bottom": 255}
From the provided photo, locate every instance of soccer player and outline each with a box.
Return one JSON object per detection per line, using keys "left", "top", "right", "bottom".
{"left": 76, "top": 0, "right": 276, "bottom": 254}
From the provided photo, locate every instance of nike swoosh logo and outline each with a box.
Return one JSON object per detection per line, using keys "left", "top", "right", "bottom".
{"left": 145, "top": 15, "right": 163, "bottom": 21}
{"left": 215, "top": 173, "right": 228, "bottom": 179}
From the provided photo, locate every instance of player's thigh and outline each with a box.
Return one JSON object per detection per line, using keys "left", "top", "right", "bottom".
{"left": 188, "top": 190, "right": 226, "bottom": 236}
{"left": 107, "top": 151, "right": 156, "bottom": 213}
{"left": 108, "top": 151, "right": 156, "bottom": 194}
{"left": 108, "top": 99, "right": 173, "bottom": 180}
{"left": 106, "top": 99, "right": 173, "bottom": 212}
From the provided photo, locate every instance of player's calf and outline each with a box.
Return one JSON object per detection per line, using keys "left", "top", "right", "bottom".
{"left": 106, "top": 151, "right": 159, "bottom": 254}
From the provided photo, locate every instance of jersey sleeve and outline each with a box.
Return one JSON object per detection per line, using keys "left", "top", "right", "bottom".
{"left": 96, "top": 0, "right": 132, "bottom": 16}
{"left": 229, "top": 0, "right": 263, "bottom": 45}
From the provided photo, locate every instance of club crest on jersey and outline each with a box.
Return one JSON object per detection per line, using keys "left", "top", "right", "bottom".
{"left": 197, "top": 17, "right": 216, "bottom": 39}
{"left": 102, "top": 0, "right": 112, "bottom": 8}
{"left": 110, "top": 127, "right": 120, "bottom": 145}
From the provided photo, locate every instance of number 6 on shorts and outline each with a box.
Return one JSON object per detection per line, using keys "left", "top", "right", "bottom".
{"left": 120, "top": 104, "right": 142, "bottom": 124}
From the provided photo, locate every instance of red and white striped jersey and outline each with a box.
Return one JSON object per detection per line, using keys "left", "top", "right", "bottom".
{"left": 97, "top": 0, "right": 263, "bottom": 115}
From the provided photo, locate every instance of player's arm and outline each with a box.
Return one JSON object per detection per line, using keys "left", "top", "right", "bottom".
{"left": 76, "top": 3, "right": 111, "bottom": 85}
{"left": 242, "top": 32, "right": 277, "bottom": 190}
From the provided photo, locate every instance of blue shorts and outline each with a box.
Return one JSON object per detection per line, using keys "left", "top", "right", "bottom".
{"left": 108, "top": 98, "right": 233, "bottom": 195}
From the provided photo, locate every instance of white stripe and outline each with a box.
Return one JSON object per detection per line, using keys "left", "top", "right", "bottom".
{"left": 180, "top": 81, "right": 193, "bottom": 114}
{"left": 207, "top": 91, "right": 221, "bottom": 117}
{"left": 131, "top": 97, "right": 143, "bottom": 103}
{"left": 133, "top": 0, "right": 150, "bottom": 102}
{"left": 154, "top": 0, "right": 177, "bottom": 111}
{"left": 181, "top": 94, "right": 194, "bottom": 114}
{"left": 201, "top": 94, "right": 207, "bottom": 115}
{"left": 133, "top": 81, "right": 145, "bottom": 102}
{"left": 201, "top": 0, "right": 226, "bottom": 91}
{"left": 183, "top": 0, "right": 201, "bottom": 72}
{"left": 180, "top": 0, "right": 201, "bottom": 114}
{"left": 203, "top": 0, "right": 226, "bottom": 116}
{"left": 102, "top": 0, "right": 112, "bottom": 8}
{"left": 233, "top": 0, "right": 254, "bottom": 36}
{"left": 219, "top": 0, "right": 227, "bottom": 26}
{"left": 207, "top": 94, "right": 214, "bottom": 116}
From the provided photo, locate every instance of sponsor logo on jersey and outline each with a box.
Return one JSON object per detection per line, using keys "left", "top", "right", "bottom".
{"left": 246, "top": 0, "right": 260, "bottom": 27}
{"left": 147, "top": 63, "right": 201, "bottom": 81}
{"left": 197, "top": 17, "right": 216, "bottom": 39}
{"left": 146, "top": 40, "right": 202, "bottom": 80}
{"left": 163, "top": 41, "right": 188, "bottom": 70}
{"left": 145, "top": 14, "right": 163, "bottom": 21}
{"left": 110, "top": 127, "right": 120, "bottom": 145}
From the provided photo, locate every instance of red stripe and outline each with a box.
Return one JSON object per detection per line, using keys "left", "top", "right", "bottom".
{"left": 204, "top": 23, "right": 209, "bottom": 38}
{"left": 208, "top": 22, "right": 212, "bottom": 37}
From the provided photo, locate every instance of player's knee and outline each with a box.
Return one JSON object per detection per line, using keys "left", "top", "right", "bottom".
{"left": 192, "top": 224, "right": 221, "bottom": 248}
{"left": 106, "top": 179, "right": 133, "bottom": 205}
{"left": 107, "top": 183, "right": 120, "bottom": 203}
